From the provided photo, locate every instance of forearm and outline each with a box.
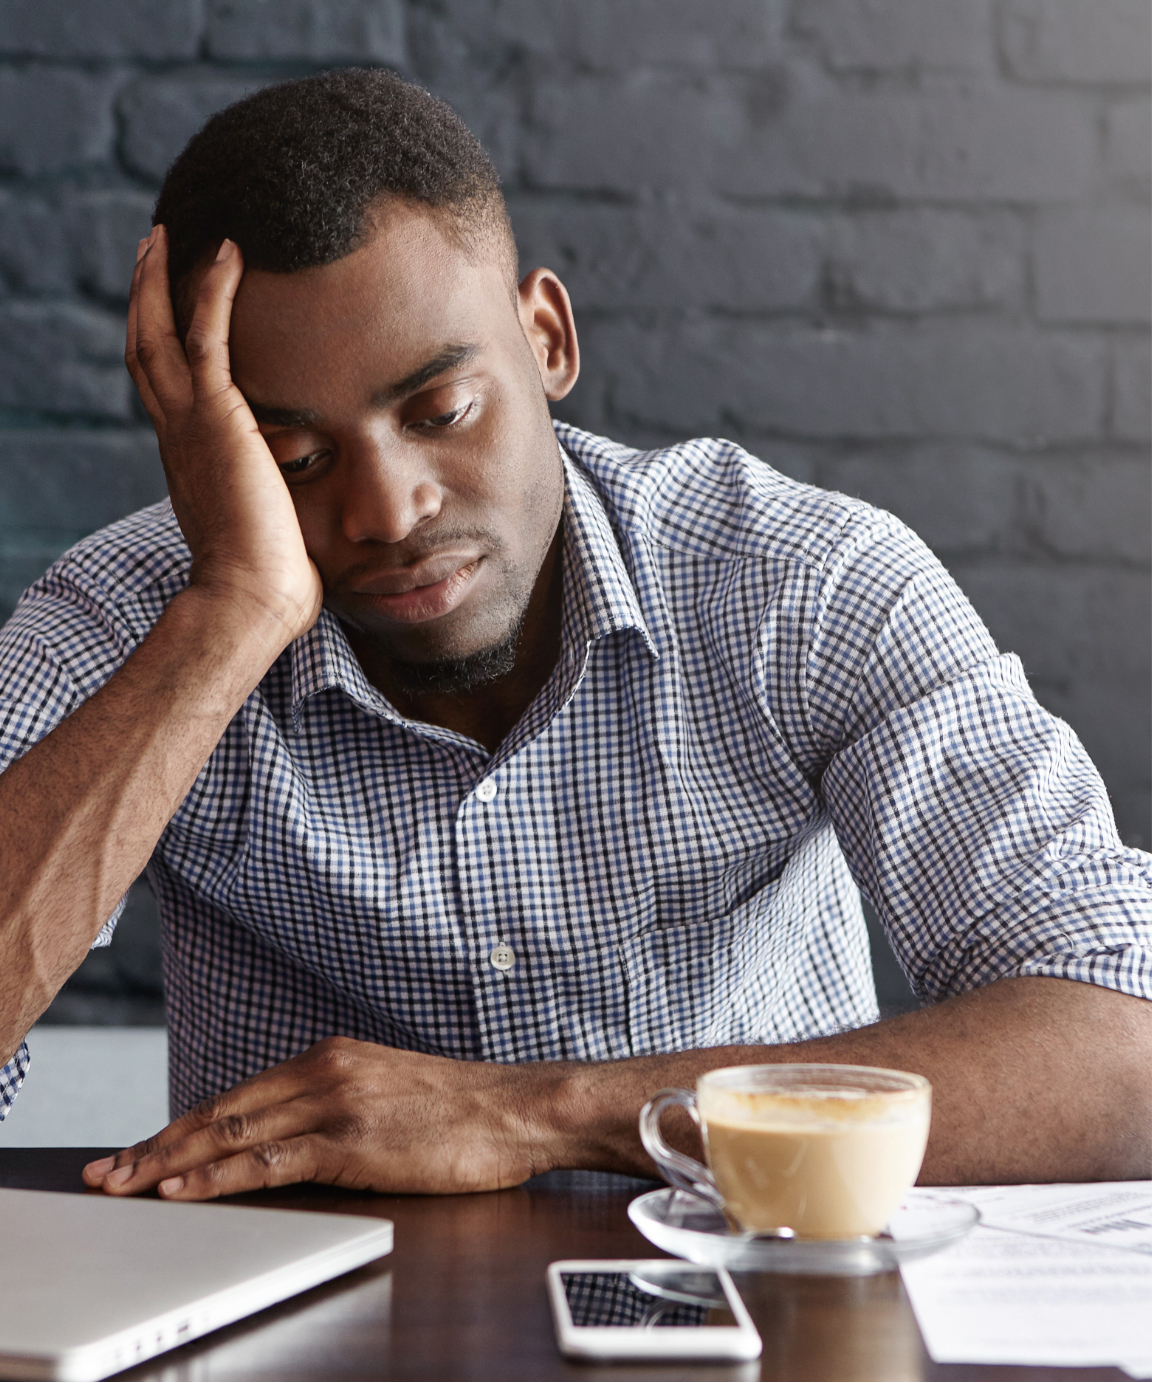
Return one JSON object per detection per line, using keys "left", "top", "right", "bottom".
{"left": 0, "top": 587, "right": 290, "bottom": 1061}
{"left": 537, "top": 976, "right": 1152, "bottom": 1185}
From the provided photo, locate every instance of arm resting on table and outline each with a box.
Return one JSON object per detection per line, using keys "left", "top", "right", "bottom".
{"left": 84, "top": 971, "right": 1149, "bottom": 1202}
{"left": 552, "top": 974, "right": 1151, "bottom": 1185}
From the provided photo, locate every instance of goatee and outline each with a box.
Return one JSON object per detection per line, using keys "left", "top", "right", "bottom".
{"left": 384, "top": 613, "right": 526, "bottom": 695}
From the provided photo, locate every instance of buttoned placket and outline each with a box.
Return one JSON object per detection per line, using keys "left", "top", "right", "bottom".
{"left": 455, "top": 761, "right": 520, "bottom": 1060}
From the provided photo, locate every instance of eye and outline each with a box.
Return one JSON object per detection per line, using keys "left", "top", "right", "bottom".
{"left": 418, "top": 400, "right": 474, "bottom": 431}
{"left": 277, "top": 450, "right": 329, "bottom": 479}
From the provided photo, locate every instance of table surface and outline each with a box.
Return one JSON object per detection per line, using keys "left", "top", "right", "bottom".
{"left": 0, "top": 1149, "right": 1127, "bottom": 1382}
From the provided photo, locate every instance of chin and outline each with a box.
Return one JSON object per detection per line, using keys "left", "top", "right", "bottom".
{"left": 331, "top": 595, "right": 528, "bottom": 692}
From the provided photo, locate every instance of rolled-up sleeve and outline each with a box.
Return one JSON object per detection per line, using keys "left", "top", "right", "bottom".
{"left": 807, "top": 514, "right": 1152, "bottom": 1005}
{"left": 0, "top": 570, "right": 139, "bottom": 1118}
{"left": 0, "top": 1041, "right": 30, "bottom": 1121}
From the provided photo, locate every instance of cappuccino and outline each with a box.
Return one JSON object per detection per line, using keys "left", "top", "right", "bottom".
{"left": 639, "top": 1064, "right": 932, "bottom": 1241}
{"left": 698, "top": 1080, "right": 930, "bottom": 1238}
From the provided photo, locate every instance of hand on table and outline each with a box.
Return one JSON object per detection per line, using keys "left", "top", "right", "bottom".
{"left": 82, "top": 1037, "right": 551, "bottom": 1200}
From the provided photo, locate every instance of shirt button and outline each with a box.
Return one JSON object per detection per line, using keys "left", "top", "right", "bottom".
{"left": 489, "top": 944, "right": 515, "bottom": 972}
{"left": 475, "top": 779, "right": 498, "bottom": 802}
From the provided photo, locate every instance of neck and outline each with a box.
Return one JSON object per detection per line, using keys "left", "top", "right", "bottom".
{"left": 346, "top": 528, "right": 564, "bottom": 754}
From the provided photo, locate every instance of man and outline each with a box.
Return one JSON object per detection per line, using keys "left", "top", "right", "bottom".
{"left": 0, "top": 69, "right": 1148, "bottom": 1200}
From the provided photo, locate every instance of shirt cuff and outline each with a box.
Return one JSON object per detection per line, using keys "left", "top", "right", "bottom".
{"left": 0, "top": 1040, "right": 30, "bottom": 1121}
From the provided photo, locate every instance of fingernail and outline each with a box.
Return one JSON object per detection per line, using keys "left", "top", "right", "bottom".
{"left": 215, "top": 238, "right": 233, "bottom": 262}
{"left": 85, "top": 1155, "right": 116, "bottom": 1178}
{"left": 105, "top": 1164, "right": 134, "bottom": 1188}
{"left": 159, "top": 1176, "right": 184, "bottom": 1196}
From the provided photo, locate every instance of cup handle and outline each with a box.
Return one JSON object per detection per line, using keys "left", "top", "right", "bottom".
{"left": 639, "top": 1088, "right": 726, "bottom": 1211}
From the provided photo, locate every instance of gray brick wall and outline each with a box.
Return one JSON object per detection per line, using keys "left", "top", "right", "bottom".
{"left": 0, "top": 2, "right": 1147, "bottom": 869}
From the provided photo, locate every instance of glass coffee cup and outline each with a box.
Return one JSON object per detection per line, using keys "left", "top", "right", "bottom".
{"left": 639, "top": 1064, "right": 932, "bottom": 1240}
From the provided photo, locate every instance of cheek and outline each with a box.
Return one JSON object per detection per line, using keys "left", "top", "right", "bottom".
{"left": 479, "top": 386, "right": 562, "bottom": 519}
{"left": 290, "top": 491, "right": 340, "bottom": 568}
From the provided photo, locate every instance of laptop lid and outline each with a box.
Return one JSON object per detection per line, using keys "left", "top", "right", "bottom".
{"left": 0, "top": 1186, "right": 393, "bottom": 1381}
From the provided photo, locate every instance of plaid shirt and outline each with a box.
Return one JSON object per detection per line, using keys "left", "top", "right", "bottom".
{"left": 3, "top": 424, "right": 1150, "bottom": 1119}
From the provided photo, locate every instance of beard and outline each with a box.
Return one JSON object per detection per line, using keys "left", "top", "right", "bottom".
{"left": 327, "top": 530, "right": 537, "bottom": 698}
{"left": 381, "top": 608, "right": 527, "bottom": 694}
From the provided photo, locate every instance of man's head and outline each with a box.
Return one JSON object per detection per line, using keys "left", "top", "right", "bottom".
{"left": 156, "top": 67, "right": 518, "bottom": 333}
{"left": 155, "top": 70, "right": 578, "bottom": 700}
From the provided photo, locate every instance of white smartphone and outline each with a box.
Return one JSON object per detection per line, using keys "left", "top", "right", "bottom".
{"left": 546, "top": 1258, "right": 762, "bottom": 1362}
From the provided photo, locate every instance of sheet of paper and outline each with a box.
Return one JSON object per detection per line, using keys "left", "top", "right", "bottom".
{"left": 901, "top": 1187, "right": 1152, "bottom": 1372}
{"left": 951, "top": 1181, "right": 1152, "bottom": 1256}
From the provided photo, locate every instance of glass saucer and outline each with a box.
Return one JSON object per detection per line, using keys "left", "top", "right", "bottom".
{"left": 628, "top": 1188, "right": 979, "bottom": 1277}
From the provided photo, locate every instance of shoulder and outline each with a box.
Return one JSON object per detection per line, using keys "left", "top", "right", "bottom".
{"left": 13, "top": 500, "right": 189, "bottom": 642}
{"left": 554, "top": 422, "right": 898, "bottom": 573}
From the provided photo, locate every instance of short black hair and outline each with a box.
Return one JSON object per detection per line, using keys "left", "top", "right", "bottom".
{"left": 154, "top": 68, "right": 515, "bottom": 320}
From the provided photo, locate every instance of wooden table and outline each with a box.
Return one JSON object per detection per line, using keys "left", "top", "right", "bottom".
{"left": 0, "top": 1150, "right": 1125, "bottom": 1382}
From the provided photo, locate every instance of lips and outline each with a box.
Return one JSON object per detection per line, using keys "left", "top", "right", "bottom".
{"left": 348, "top": 551, "right": 484, "bottom": 624}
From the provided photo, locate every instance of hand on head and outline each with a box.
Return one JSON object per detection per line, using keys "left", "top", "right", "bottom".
{"left": 128, "top": 226, "right": 324, "bottom": 649}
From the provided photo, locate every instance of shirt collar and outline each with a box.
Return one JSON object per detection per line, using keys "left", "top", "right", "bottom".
{"left": 558, "top": 447, "right": 659, "bottom": 662}
{"left": 285, "top": 443, "right": 658, "bottom": 730}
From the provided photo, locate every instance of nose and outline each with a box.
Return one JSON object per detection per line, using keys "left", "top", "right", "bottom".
{"left": 339, "top": 438, "right": 443, "bottom": 545}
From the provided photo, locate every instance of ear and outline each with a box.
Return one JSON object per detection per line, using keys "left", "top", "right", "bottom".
{"left": 516, "top": 268, "right": 580, "bottom": 401}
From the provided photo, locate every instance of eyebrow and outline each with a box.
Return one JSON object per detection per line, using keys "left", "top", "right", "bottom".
{"left": 371, "top": 343, "right": 478, "bottom": 406}
{"left": 247, "top": 402, "right": 322, "bottom": 427}
{"left": 245, "top": 343, "right": 479, "bottom": 428}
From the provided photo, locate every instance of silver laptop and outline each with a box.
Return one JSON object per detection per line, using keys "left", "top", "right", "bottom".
{"left": 0, "top": 1186, "right": 393, "bottom": 1380}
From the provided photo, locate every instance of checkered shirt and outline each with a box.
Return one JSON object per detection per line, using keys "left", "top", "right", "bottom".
{"left": 2, "top": 423, "right": 1150, "bottom": 1120}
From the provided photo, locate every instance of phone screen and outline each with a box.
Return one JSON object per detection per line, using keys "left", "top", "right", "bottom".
{"left": 560, "top": 1266, "right": 739, "bottom": 1329}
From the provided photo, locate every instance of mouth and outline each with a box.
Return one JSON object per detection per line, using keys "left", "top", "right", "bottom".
{"left": 348, "top": 552, "right": 485, "bottom": 625}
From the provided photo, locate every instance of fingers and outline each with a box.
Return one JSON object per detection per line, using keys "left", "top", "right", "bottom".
{"left": 84, "top": 1091, "right": 325, "bottom": 1199}
{"left": 125, "top": 231, "right": 163, "bottom": 425}
{"left": 161, "top": 1138, "right": 324, "bottom": 1201}
{"left": 183, "top": 239, "right": 246, "bottom": 403}
{"left": 83, "top": 1059, "right": 324, "bottom": 1196}
{"left": 129, "top": 226, "right": 194, "bottom": 419}
{"left": 83, "top": 1075, "right": 275, "bottom": 1181}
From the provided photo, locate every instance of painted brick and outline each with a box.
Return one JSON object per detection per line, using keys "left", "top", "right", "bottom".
{"left": 118, "top": 75, "right": 272, "bottom": 183}
{"left": 1024, "top": 453, "right": 1151, "bottom": 564}
{"left": 521, "top": 70, "right": 732, "bottom": 193}
{"left": 0, "top": 431, "right": 164, "bottom": 530}
{"left": 1106, "top": 98, "right": 1152, "bottom": 189}
{"left": 0, "top": 0, "right": 201, "bottom": 60}
{"left": 522, "top": 67, "right": 1097, "bottom": 203}
{"left": 0, "top": 192, "right": 153, "bottom": 302}
{"left": 206, "top": 0, "right": 406, "bottom": 63}
{"left": 1034, "top": 205, "right": 1152, "bottom": 324}
{"left": 0, "top": 69, "right": 115, "bottom": 176}
{"left": 410, "top": 0, "right": 778, "bottom": 71}
{"left": 575, "top": 320, "right": 1107, "bottom": 443}
{"left": 0, "top": 304, "right": 132, "bottom": 419}
{"left": 68, "top": 192, "right": 156, "bottom": 302}
{"left": 1112, "top": 336, "right": 1152, "bottom": 441}
{"left": 1000, "top": 0, "right": 1152, "bottom": 85}
{"left": 955, "top": 563, "right": 1149, "bottom": 683}
{"left": 791, "top": 0, "right": 993, "bottom": 73}
{"left": 822, "top": 448, "right": 1151, "bottom": 566}
{"left": 0, "top": 195, "right": 74, "bottom": 295}
{"left": 510, "top": 199, "right": 825, "bottom": 311}
{"left": 825, "top": 209, "right": 1024, "bottom": 312}
{"left": 819, "top": 447, "right": 1023, "bottom": 555}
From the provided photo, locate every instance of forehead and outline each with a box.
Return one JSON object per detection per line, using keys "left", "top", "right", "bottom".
{"left": 228, "top": 208, "right": 514, "bottom": 396}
